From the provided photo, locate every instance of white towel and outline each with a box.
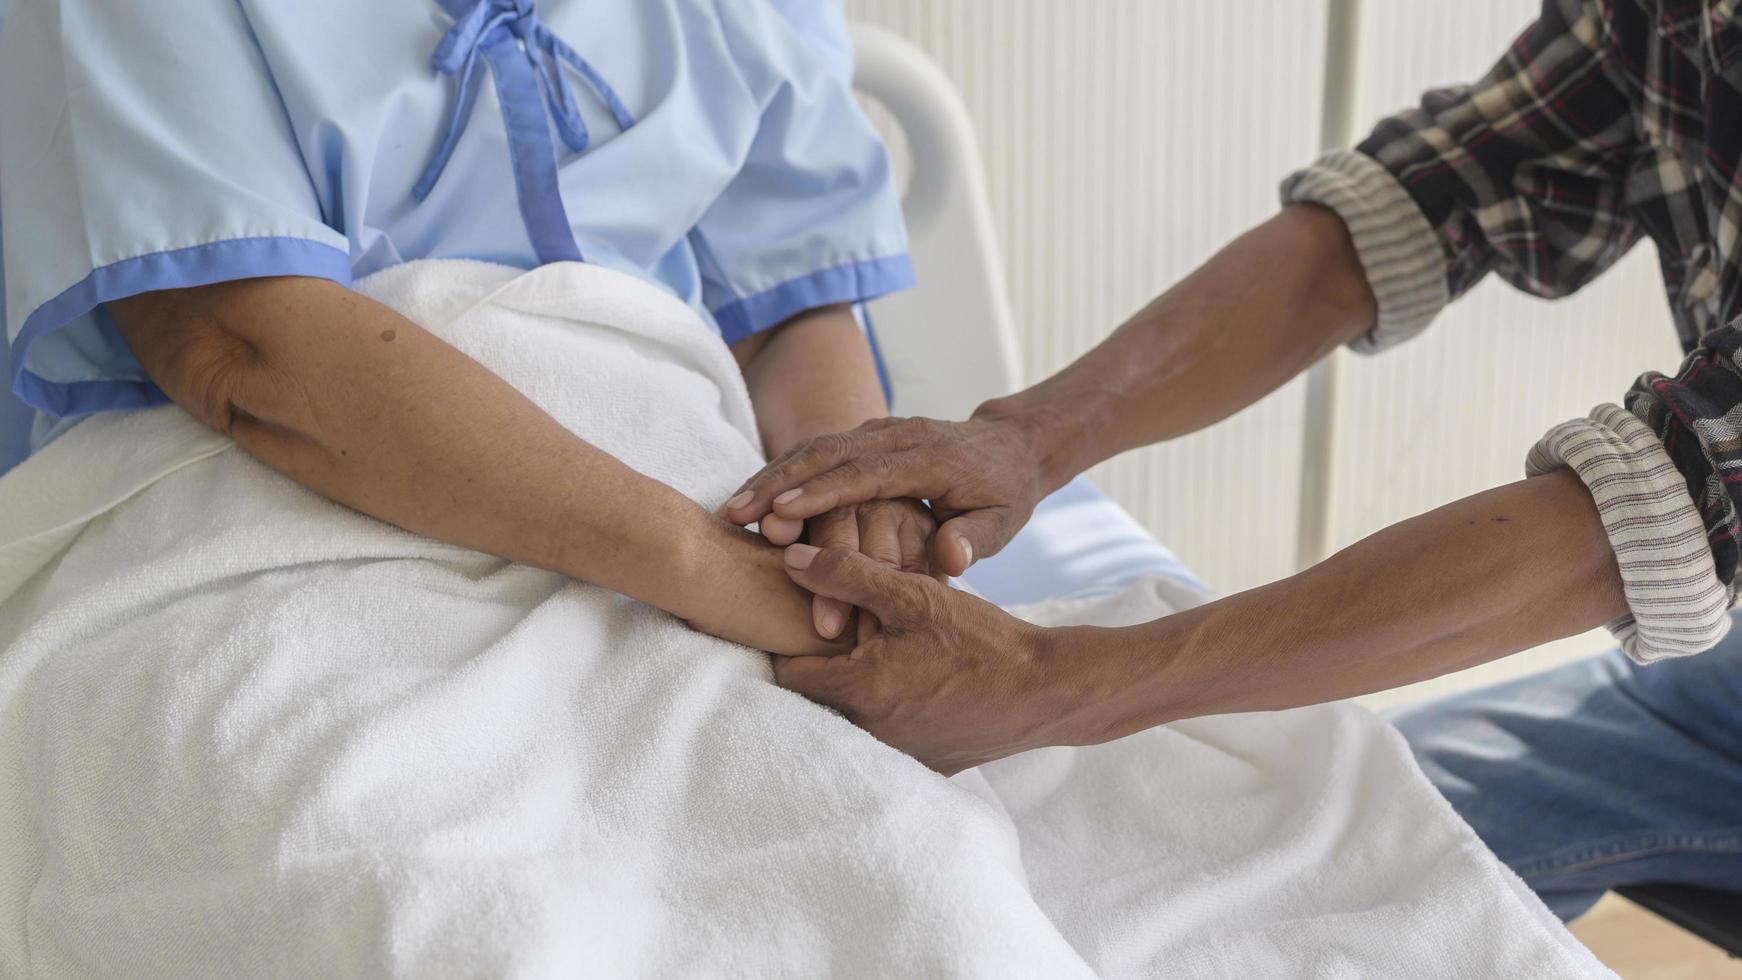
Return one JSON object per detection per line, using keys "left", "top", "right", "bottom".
{"left": 0, "top": 260, "right": 1610, "bottom": 978}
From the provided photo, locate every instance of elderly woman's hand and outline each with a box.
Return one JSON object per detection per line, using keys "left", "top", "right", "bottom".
{"left": 755, "top": 497, "right": 942, "bottom": 640}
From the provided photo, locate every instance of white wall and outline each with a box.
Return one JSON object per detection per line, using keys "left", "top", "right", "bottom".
{"left": 847, "top": 1, "right": 1689, "bottom": 702}
{"left": 846, "top": 0, "right": 1327, "bottom": 591}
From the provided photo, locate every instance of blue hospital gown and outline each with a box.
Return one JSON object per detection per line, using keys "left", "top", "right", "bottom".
{"left": 0, "top": 0, "right": 909, "bottom": 472}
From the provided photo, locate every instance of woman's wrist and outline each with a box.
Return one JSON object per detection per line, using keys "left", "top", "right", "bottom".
{"left": 666, "top": 509, "right": 854, "bottom": 656}
{"left": 656, "top": 507, "right": 745, "bottom": 623}
{"left": 545, "top": 482, "right": 724, "bottom": 623}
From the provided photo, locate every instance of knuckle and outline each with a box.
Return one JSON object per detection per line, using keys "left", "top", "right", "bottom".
{"left": 865, "top": 544, "right": 902, "bottom": 567}
{"left": 889, "top": 417, "right": 937, "bottom": 450}
{"left": 760, "top": 439, "right": 823, "bottom": 489}
{"left": 918, "top": 582, "right": 945, "bottom": 622}
{"left": 895, "top": 578, "right": 940, "bottom": 624}
{"left": 860, "top": 526, "right": 903, "bottom": 567}
{"left": 766, "top": 441, "right": 808, "bottom": 471}
{"left": 905, "top": 500, "right": 939, "bottom": 532}
{"left": 753, "top": 462, "right": 791, "bottom": 493}
{"left": 813, "top": 431, "right": 856, "bottom": 460}
{"left": 819, "top": 458, "right": 867, "bottom": 489}
{"left": 858, "top": 513, "right": 896, "bottom": 542}
{"left": 899, "top": 524, "right": 932, "bottom": 567}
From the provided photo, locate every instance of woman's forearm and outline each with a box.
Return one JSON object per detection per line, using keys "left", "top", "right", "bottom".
{"left": 110, "top": 276, "right": 731, "bottom": 624}
{"left": 984, "top": 204, "right": 1378, "bottom": 494}
{"left": 1061, "top": 468, "right": 1629, "bottom": 743}
{"left": 733, "top": 304, "right": 886, "bottom": 455}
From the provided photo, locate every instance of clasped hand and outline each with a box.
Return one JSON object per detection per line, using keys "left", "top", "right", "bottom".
{"left": 702, "top": 410, "right": 1082, "bottom": 773}
{"left": 721, "top": 410, "right": 1053, "bottom": 580}
{"left": 749, "top": 495, "right": 943, "bottom": 641}
{"left": 720, "top": 408, "right": 1049, "bottom": 643}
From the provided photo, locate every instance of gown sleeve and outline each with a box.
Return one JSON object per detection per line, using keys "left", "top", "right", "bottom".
{"left": 688, "top": 0, "right": 914, "bottom": 344}
{"left": 0, "top": 0, "right": 351, "bottom": 420}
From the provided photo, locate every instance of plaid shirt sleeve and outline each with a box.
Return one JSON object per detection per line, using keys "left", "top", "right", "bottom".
{"left": 1286, "top": 0, "right": 1644, "bottom": 352}
{"left": 1279, "top": 0, "right": 1735, "bottom": 661}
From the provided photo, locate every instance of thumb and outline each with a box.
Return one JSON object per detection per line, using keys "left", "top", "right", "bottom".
{"left": 784, "top": 544, "right": 928, "bottom": 626}
{"left": 932, "top": 509, "right": 1015, "bottom": 576}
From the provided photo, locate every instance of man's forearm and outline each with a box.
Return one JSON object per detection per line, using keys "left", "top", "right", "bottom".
{"left": 1054, "top": 468, "right": 1629, "bottom": 744}
{"left": 718, "top": 206, "right": 1379, "bottom": 571}
{"left": 984, "top": 204, "right": 1378, "bottom": 493}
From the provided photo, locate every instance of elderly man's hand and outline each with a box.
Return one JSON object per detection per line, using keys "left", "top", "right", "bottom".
{"left": 720, "top": 406, "right": 1065, "bottom": 577}
{"left": 773, "top": 543, "right": 1081, "bottom": 774}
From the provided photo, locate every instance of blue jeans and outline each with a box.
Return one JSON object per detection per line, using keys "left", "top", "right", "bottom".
{"left": 1389, "top": 615, "right": 1742, "bottom": 921}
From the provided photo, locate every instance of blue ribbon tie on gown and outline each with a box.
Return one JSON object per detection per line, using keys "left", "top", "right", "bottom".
{"left": 419, "top": 0, "right": 636, "bottom": 262}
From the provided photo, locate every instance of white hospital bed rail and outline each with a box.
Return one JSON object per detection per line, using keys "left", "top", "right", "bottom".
{"left": 850, "top": 24, "right": 1024, "bottom": 421}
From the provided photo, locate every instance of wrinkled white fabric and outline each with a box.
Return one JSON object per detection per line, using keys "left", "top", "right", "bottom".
{"left": 0, "top": 261, "right": 1609, "bottom": 978}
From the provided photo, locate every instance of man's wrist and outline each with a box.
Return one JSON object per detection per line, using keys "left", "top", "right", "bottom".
{"left": 1032, "top": 616, "right": 1214, "bottom": 748}
{"left": 973, "top": 386, "right": 1109, "bottom": 497}
{"left": 1003, "top": 622, "right": 1101, "bottom": 750}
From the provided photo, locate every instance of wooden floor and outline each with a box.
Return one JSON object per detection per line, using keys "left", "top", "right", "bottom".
{"left": 1569, "top": 894, "right": 1742, "bottom": 979}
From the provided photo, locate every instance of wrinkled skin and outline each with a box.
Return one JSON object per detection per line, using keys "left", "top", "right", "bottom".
{"left": 758, "top": 496, "right": 941, "bottom": 640}
{"left": 773, "top": 544, "right": 1072, "bottom": 775}
{"left": 722, "top": 413, "right": 1052, "bottom": 578}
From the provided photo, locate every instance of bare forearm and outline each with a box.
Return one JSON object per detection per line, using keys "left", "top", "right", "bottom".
{"left": 986, "top": 204, "right": 1377, "bottom": 492}
{"left": 735, "top": 304, "right": 886, "bottom": 455}
{"left": 1056, "top": 469, "right": 1628, "bottom": 744}
{"left": 110, "top": 277, "right": 714, "bottom": 619}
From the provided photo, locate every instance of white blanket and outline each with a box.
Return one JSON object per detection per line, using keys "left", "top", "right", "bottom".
{"left": 0, "top": 260, "right": 1610, "bottom": 978}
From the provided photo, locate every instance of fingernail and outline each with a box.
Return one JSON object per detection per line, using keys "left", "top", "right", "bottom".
{"left": 819, "top": 608, "right": 844, "bottom": 638}
{"left": 722, "top": 490, "right": 753, "bottom": 512}
{"left": 774, "top": 488, "right": 804, "bottom": 506}
{"left": 960, "top": 539, "right": 974, "bottom": 567}
{"left": 785, "top": 543, "right": 820, "bottom": 569}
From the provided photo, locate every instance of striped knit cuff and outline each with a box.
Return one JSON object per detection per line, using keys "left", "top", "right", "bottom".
{"left": 1279, "top": 149, "right": 1450, "bottom": 355}
{"left": 1527, "top": 404, "right": 1733, "bottom": 663}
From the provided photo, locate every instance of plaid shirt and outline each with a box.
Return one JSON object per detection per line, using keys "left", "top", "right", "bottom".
{"left": 1285, "top": 0, "right": 1742, "bottom": 659}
